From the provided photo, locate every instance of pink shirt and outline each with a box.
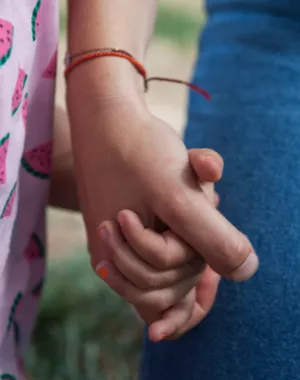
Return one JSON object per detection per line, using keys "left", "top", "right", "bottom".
{"left": 0, "top": 0, "right": 58, "bottom": 376}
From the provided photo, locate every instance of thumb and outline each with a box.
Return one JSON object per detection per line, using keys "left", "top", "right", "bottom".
{"left": 188, "top": 148, "right": 224, "bottom": 183}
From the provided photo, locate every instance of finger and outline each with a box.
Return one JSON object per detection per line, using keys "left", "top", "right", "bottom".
{"left": 167, "top": 267, "right": 220, "bottom": 340}
{"left": 148, "top": 288, "right": 195, "bottom": 342}
{"left": 214, "top": 192, "right": 220, "bottom": 207}
{"left": 96, "top": 258, "right": 202, "bottom": 316}
{"left": 200, "top": 182, "right": 215, "bottom": 204}
{"left": 135, "top": 269, "right": 202, "bottom": 315}
{"left": 188, "top": 148, "right": 224, "bottom": 182}
{"left": 193, "top": 266, "right": 220, "bottom": 315}
{"left": 201, "top": 183, "right": 220, "bottom": 207}
{"left": 117, "top": 210, "right": 198, "bottom": 270}
{"left": 138, "top": 272, "right": 201, "bottom": 317}
{"left": 95, "top": 259, "right": 144, "bottom": 304}
{"left": 155, "top": 184, "right": 258, "bottom": 281}
{"left": 99, "top": 220, "right": 204, "bottom": 290}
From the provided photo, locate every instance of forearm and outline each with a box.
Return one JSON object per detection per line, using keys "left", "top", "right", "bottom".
{"left": 49, "top": 107, "right": 79, "bottom": 212}
{"left": 67, "top": 0, "right": 158, "bottom": 105}
{"left": 65, "top": 0, "right": 160, "bottom": 230}
{"left": 67, "top": 0, "right": 158, "bottom": 61}
{"left": 66, "top": 0, "right": 160, "bottom": 197}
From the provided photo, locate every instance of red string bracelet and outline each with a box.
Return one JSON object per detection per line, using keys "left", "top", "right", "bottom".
{"left": 64, "top": 48, "right": 210, "bottom": 100}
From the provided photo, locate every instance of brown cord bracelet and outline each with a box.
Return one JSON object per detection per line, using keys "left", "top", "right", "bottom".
{"left": 64, "top": 48, "right": 210, "bottom": 100}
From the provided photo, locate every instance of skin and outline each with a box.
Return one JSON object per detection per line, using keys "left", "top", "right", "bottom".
{"left": 50, "top": 108, "right": 221, "bottom": 212}
{"left": 50, "top": 107, "right": 221, "bottom": 340}
{"left": 51, "top": 0, "right": 259, "bottom": 343}
{"left": 66, "top": 0, "right": 258, "bottom": 283}
{"left": 50, "top": 106, "right": 78, "bottom": 211}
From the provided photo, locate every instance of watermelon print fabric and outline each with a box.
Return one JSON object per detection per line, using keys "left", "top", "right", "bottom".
{"left": 0, "top": 1, "right": 58, "bottom": 377}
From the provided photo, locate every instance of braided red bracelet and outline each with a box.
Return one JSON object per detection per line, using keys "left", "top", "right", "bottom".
{"left": 64, "top": 48, "right": 210, "bottom": 100}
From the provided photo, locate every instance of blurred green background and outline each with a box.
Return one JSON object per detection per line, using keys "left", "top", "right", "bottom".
{"left": 59, "top": 1, "right": 204, "bottom": 47}
{"left": 25, "top": 1, "right": 205, "bottom": 379}
{"left": 26, "top": 255, "right": 143, "bottom": 380}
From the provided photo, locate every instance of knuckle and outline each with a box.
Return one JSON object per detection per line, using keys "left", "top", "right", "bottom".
{"left": 146, "top": 245, "right": 172, "bottom": 271}
{"left": 157, "top": 252, "right": 172, "bottom": 271}
{"left": 218, "top": 233, "right": 249, "bottom": 273}
{"left": 231, "top": 234, "right": 250, "bottom": 264}
{"left": 116, "top": 282, "right": 138, "bottom": 304}
{"left": 153, "top": 293, "right": 170, "bottom": 312}
{"left": 142, "top": 272, "right": 160, "bottom": 290}
{"left": 164, "top": 188, "right": 189, "bottom": 222}
{"left": 137, "top": 293, "right": 169, "bottom": 313}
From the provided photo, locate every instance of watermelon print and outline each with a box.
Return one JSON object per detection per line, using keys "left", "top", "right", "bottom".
{"left": 24, "top": 232, "right": 45, "bottom": 261}
{"left": 0, "top": 133, "right": 9, "bottom": 184}
{"left": 0, "top": 182, "right": 16, "bottom": 219}
{"left": 7, "top": 292, "right": 23, "bottom": 332}
{"left": 32, "top": 277, "right": 44, "bottom": 298}
{"left": 43, "top": 50, "right": 57, "bottom": 78}
{"left": 32, "top": 0, "right": 42, "bottom": 41}
{"left": 22, "top": 93, "right": 28, "bottom": 128}
{"left": 12, "top": 68, "right": 27, "bottom": 116}
{"left": 21, "top": 141, "right": 52, "bottom": 179}
{"left": 0, "top": 375, "right": 16, "bottom": 380}
{"left": 0, "top": 0, "right": 57, "bottom": 369}
{"left": 0, "top": 20, "right": 13, "bottom": 66}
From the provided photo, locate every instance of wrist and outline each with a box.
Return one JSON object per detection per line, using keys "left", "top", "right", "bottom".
{"left": 66, "top": 52, "right": 147, "bottom": 106}
{"left": 67, "top": 62, "right": 151, "bottom": 159}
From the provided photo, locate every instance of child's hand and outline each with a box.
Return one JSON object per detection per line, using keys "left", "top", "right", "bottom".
{"left": 163, "top": 265, "right": 220, "bottom": 341}
{"left": 95, "top": 148, "right": 222, "bottom": 341}
{"left": 70, "top": 105, "right": 257, "bottom": 283}
{"left": 149, "top": 149, "right": 221, "bottom": 341}
{"left": 97, "top": 213, "right": 205, "bottom": 340}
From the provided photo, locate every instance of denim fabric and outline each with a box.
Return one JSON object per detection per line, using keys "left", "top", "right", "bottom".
{"left": 139, "top": 2, "right": 300, "bottom": 379}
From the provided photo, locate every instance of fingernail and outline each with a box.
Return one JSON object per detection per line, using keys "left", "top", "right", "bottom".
{"left": 154, "top": 327, "right": 170, "bottom": 342}
{"left": 199, "top": 156, "right": 223, "bottom": 180}
{"left": 200, "top": 155, "right": 222, "bottom": 167}
{"left": 117, "top": 212, "right": 125, "bottom": 227}
{"left": 96, "top": 264, "right": 109, "bottom": 280}
{"left": 156, "top": 332, "right": 167, "bottom": 342}
{"left": 98, "top": 226, "right": 108, "bottom": 242}
{"left": 228, "top": 252, "right": 259, "bottom": 282}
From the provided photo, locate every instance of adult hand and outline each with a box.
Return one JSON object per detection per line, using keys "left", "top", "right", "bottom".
{"left": 147, "top": 150, "right": 221, "bottom": 341}
{"left": 86, "top": 145, "right": 221, "bottom": 342}
{"left": 68, "top": 94, "right": 258, "bottom": 282}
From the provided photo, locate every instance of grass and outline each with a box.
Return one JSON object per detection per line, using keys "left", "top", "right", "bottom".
{"left": 26, "top": 254, "right": 143, "bottom": 380}
{"left": 155, "top": 4, "right": 205, "bottom": 46}
{"left": 60, "top": 4, "right": 205, "bottom": 46}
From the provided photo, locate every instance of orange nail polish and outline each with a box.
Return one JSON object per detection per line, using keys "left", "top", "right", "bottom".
{"left": 97, "top": 266, "right": 109, "bottom": 280}
{"left": 98, "top": 226, "right": 108, "bottom": 241}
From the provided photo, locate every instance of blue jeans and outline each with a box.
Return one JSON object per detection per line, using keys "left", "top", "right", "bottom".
{"left": 139, "top": 1, "right": 300, "bottom": 379}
